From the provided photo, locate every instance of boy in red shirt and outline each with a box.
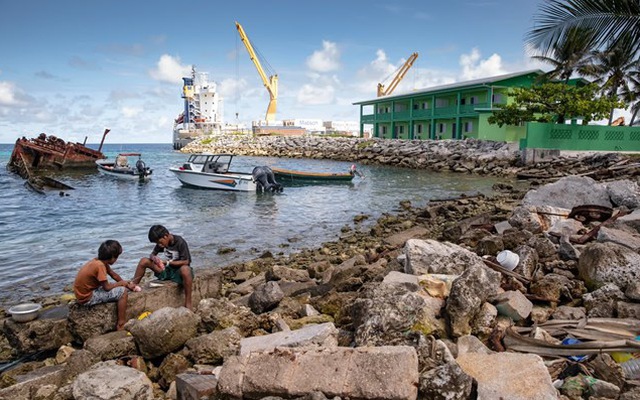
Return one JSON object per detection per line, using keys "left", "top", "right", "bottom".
{"left": 73, "top": 240, "right": 138, "bottom": 330}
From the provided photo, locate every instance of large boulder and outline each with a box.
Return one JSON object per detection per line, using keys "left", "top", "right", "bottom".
{"left": 3, "top": 315, "right": 73, "bottom": 355}
{"left": 522, "top": 176, "right": 611, "bottom": 209}
{"left": 83, "top": 331, "right": 137, "bottom": 361}
{"left": 67, "top": 302, "right": 117, "bottom": 343}
{"left": 578, "top": 242, "right": 640, "bottom": 290}
{"left": 404, "top": 239, "right": 486, "bottom": 275}
{"left": 607, "top": 179, "right": 640, "bottom": 209}
{"left": 72, "top": 362, "right": 154, "bottom": 400}
{"left": 248, "top": 281, "right": 284, "bottom": 314}
{"left": 445, "top": 265, "right": 501, "bottom": 337}
{"left": 185, "top": 326, "right": 243, "bottom": 364}
{"left": 197, "top": 298, "right": 260, "bottom": 336}
{"left": 124, "top": 307, "right": 199, "bottom": 359}
{"left": 351, "top": 283, "right": 445, "bottom": 346}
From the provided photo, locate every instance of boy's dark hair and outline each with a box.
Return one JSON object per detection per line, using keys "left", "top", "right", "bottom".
{"left": 98, "top": 240, "right": 122, "bottom": 261}
{"left": 148, "top": 225, "right": 169, "bottom": 243}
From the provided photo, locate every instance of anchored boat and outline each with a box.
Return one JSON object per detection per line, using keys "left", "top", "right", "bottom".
{"left": 96, "top": 153, "right": 152, "bottom": 181}
{"left": 170, "top": 154, "right": 257, "bottom": 192}
{"left": 271, "top": 165, "right": 363, "bottom": 183}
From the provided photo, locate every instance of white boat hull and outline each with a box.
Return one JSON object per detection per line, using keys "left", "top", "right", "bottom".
{"left": 96, "top": 161, "right": 152, "bottom": 181}
{"left": 170, "top": 168, "right": 257, "bottom": 192}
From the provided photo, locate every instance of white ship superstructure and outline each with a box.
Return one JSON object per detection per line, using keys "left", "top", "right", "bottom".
{"left": 173, "top": 67, "right": 224, "bottom": 150}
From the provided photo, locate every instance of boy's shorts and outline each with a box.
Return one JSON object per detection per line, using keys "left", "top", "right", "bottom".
{"left": 155, "top": 265, "right": 194, "bottom": 285}
{"left": 85, "top": 286, "right": 125, "bottom": 306}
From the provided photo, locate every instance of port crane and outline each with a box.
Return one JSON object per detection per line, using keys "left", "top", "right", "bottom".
{"left": 377, "top": 52, "right": 419, "bottom": 97}
{"left": 235, "top": 21, "right": 278, "bottom": 124}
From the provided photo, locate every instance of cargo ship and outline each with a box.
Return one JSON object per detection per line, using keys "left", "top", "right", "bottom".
{"left": 172, "top": 67, "right": 223, "bottom": 150}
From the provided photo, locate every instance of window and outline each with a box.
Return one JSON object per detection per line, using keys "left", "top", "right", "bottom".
{"left": 460, "top": 98, "right": 466, "bottom": 105}
{"left": 398, "top": 126, "right": 404, "bottom": 134}
{"left": 436, "top": 99, "right": 448, "bottom": 107}
{"left": 416, "top": 124, "right": 422, "bottom": 134}
{"left": 422, "top": 102, "right": 429, "bottom": 109}
{"left": 438, "top": 123, "right": 446, "bottom": 133}
{"left": 492, "top": 94, "right": 503, "bottom": 103}
{"left": 470, "top": 96, "right": 478, "bottom": 105}
{"left": 413, "top": 104, "right": 419, "bottom": 110}
{"left": 464, "top": 122, "right": 473, "bottom": 132}
{"left": 381, "top": 126, "right": 387, "bottom": 134}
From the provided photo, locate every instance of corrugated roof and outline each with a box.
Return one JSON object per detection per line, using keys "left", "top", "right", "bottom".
{"left": 353, "top": 69, "right": 545, "bottom": 105}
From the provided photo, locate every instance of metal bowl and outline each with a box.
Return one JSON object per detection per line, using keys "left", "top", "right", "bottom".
{"left": 8, "top": 303, "right": 42, "bottom": 322}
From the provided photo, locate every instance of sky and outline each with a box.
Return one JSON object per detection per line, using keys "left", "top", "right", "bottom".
{"left": 0, "top": 0, "right": 574, "bottom": 144}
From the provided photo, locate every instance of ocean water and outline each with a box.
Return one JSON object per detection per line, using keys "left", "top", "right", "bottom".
{"left": 0, "top": 142, "right": 504, "bottom": 307}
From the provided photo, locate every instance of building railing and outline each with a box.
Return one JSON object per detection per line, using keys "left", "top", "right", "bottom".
{"left": 520, "top": 122, "right": 640, "bottom": 151}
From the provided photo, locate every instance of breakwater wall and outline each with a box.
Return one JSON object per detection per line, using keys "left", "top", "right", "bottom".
{"left": 184, "top": 136, "right": 522, "bottom": 176}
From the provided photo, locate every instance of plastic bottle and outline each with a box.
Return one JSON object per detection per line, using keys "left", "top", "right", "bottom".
{"left": 621, "top": 359, "right": 640, "bottom": 380}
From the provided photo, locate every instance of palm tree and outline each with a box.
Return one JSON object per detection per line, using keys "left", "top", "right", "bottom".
{"left": 531, "top": 26, "right": 597, "bottom": 83}
{"left": 527, "top": 0, "right": 640, "bottom": 56}
{"left": 581, "top": 32, "right": 640, "bottom": 124}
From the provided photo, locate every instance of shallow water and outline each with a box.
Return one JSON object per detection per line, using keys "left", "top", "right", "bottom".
{"left": 0, "top": 142, "right": 506, "bottom": 307}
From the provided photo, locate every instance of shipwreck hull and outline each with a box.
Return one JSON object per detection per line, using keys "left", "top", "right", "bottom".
{"left": 7, "top": 134, "right": 105, "bottom": 179}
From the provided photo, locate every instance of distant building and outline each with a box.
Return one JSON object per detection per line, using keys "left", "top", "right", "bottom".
{"left": 353, "top": 69, "right": 586, "bottom": 142}
{"left": 323, "top": 121, "right": 360, "bottom": 137}
{"left": 284, "top": 119, "right": 326, "bottom": 134}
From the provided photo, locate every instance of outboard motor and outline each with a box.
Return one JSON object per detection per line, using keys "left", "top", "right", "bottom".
{"left": 252, "top": 166, "right": 283, "bottom": 193}
{"left": 136, "top": 159, "right": 147, "bottom": 174}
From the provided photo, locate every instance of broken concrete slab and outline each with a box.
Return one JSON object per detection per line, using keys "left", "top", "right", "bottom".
{"left": 218, "top": 346, "right": 418, "bottom": 400}
{"left": 239, "top": 322, "right": 338, "bottom": 356}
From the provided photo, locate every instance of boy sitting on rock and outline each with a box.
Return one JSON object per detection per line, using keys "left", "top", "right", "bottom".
{"left": 73, "top": 240, "right": 139, "bottom": 330}
{"left": 131, "top": 225, "right": 194, "bottom": 310}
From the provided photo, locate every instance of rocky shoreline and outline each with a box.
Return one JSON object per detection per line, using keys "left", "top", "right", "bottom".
{"left": 2, "top": 137, "right": 640, "bottom": 399}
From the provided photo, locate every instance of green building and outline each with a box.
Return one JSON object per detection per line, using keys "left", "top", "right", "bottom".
{"left": 354, "top": 69, "right": 549, "bottom": 142}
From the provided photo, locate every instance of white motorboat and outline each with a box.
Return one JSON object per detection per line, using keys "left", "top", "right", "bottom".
{"left": 169, "top": 154, "right": 257, "bottom": 192}
{"left": 96, "top": 153, "right": 152, "bottom": 181}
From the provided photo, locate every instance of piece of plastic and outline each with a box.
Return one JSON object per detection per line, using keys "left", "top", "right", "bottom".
{"left": 612, "top": 352, "right": 633, "bottom": 363}
{"left": 561, "top": 338, "right": 588, "bottom": 362}
{"left": 496, "top": 250, "right": 519, "bottom": 271}
{"left": 621, "top": 359, "right": 640, "bottom": 380}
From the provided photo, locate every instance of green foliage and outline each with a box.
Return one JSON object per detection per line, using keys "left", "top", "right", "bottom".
{"left": 200, "top": 137, "right": 213, "bottom": 145}
{"left": 488, "top": 83, "right": 625, "bottom": 127}
{"left": 356, "top": 140, "right": 375, "bottom": 149}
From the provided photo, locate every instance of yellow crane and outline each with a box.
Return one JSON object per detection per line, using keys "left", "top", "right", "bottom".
{"left": 235, "top": 21, "right": 278, "bottom": 124}
{"left": 377, "top": 52, "right": 419, "bottom": 97}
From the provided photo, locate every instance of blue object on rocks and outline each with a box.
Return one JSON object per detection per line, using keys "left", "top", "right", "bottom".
{"left": 561, "top": 337, "right": 588, "bottom": 362}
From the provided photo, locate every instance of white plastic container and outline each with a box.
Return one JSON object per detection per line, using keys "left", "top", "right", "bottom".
{"left": 496, "top": 250, "right": 519, "bottom": 271}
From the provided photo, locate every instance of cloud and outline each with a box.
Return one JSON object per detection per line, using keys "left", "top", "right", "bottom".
{"left": 121, "top": 106, "right": 142, "bottom": 118}
{"left": 297, "top": 84, "right": 336, "bottom": 105}
{"left": 459, "top": 48, "right": 506, "bottom": 80}
{"left": 35, "top": 71, "right": 57, "bottom": 80}
{"left": 149, "top": 54, "right": 191, "bottom": 84}
{"left": 306, "top": 41, "right": 340, "bottom": 73}
{"left": 69, "top": 56, "right": 99, "bottom": 70}
{"left": 218, "top": 77, "right": 248, "bottom": 100}
{"left": 0, "top": 81, "right": 28, "bottom": 106}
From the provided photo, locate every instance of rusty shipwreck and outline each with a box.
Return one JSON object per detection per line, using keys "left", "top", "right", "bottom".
{"left": 7, "top": 129, "right": 110, "bottom": 179}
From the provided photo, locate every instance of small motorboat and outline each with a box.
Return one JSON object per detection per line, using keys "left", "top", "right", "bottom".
{"left": 96, "top": 153, "right": 152, "bottom": 180}
{"left": 169, "top": 154, "right": 257, "bottom": 192}
{"left": 271, "top": 164, "right": 363, "bottom": 183}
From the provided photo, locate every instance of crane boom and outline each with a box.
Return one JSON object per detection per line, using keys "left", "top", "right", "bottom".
{"left": 377, "top": 52, "right": 418, "bottom": 97}
{"left": 235, "top": 21, "right": 278, "bottom": 124}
